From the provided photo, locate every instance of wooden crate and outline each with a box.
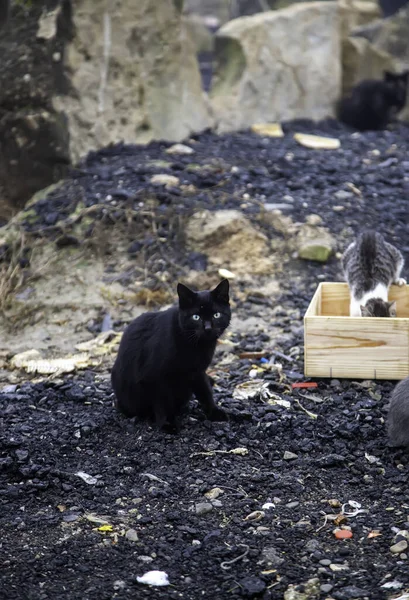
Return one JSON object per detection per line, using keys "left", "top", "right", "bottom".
{"left": 304, "top": 282, "right": 409, "bottom": 380}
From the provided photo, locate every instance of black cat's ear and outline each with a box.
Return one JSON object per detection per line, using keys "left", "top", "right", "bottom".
{"left": 384, "top": 71, "right": 395, "bottom": 82}
{"left": 211, "top": 279, "right": 229, "bottom": 303}
{"left": 177, "top": 283, "right": 196, "bottom": 308}
{"left": 388, "top": 301, "right": 397, "bottom": 316}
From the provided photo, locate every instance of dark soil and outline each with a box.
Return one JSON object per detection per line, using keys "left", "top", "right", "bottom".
{"left": 2, "top": 120, "right": 409, "bottom": 600}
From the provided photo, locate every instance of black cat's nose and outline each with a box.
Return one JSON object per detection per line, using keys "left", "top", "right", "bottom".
{"left": 204, "top": 321, "right": 212, "bottom": 331}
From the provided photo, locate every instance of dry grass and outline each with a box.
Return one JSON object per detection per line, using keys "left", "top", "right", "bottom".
{"left": 0, "top": 229, "right": 29, "bottom": 313}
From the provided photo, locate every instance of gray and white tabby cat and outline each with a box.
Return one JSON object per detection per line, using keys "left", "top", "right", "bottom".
{"left": 342, "top": 231, "right": 406, "bottom": 317}
{"left": 387, "top": 377, "right": 409, "bottom": 447}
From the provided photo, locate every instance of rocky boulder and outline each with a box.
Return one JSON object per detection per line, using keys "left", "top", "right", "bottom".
{"left": 0, "top": 0, "right": 211, "bottom": 219}
{"left": 210, "top": 2, "right": 341, "bottom": 132}
{"left": 185, "top": 210, "right": 274, "bottom": 275}
{"left": 296, "top": 215, "right": 336, "bottom": 263}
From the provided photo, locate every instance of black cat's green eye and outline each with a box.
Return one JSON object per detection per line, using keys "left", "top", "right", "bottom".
{"left": 213, "top": 312, "right": 221, "bottom": 319}
{"left": 192, "top": 314, "right": 200, "bottom": 321}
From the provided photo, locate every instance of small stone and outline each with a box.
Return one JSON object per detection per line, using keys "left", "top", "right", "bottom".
{"left": 334, "top": 190, "right": 353, "bottom": 201}
{"left": 334, "top": 585, "right": 368, "bottom": 599}
{"left": 329, "top": 563, "right": 349, "bottom": 572}
{"left": 305, "top": 214, "right": 322, "bottom": 226}
{"left": 283, "top": 451, "right": 298, "bottom": 460}
{"left": 15, "top": 450, "right": 29, "bottom": 462}
{"left": 195, "top": 502, "right": 213, "bottom": 516}
{"left": 261, "top": 546, "right": 284, "bottom": 567}
{"left": 205, "top": 488, "right": 223, "bottom": 500}
{"left": 319, "top": 559, "right": 331, "bottom": 566}
{"left": 113, "top": 581, "right": 126, "bottom": 591}
{"left": 321, "top": 584, "right": 333, "bottom": 594}
{"left": 165, "top": 143, "right": 194, "bottom": 155}
{"left": 150, "top": 174, "right": 180, "bottom": 187}
{"left": 305, "top": 539, "right": 321, "bottom": 552}
{"left": 125, "top": 529, "right": 139, "bottom": 542}
{"left": 333, "top": 205, "right": 345, "bottom": 212}
{"left": 390, "top": 540, "right": 408, "bottom": 554}
{"left": 286, "top": 501, "right": 300, "bottom": 509}
{"left": 239, "top": 576, "right": 266, "bottom": 596}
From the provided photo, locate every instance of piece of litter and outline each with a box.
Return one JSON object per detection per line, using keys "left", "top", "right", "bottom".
{"left": 334, "top": 528, "right": 353, "bottom": 539}
{"left": 292, "top": 382, "right": 318, "bottom": 389}
{"left": 76, "top": 471, "right": 98, "bottom": 485}
{"left": 98, "top": 524, "right": 113, "bottom": 532}
{"left": 150, "top": 174, "right": 180, "bottom": 187}
{"left": 191, "top": 447, "right": 248, "bottom": 458}
{"left": 244, "top": 510, "right": 265, "bottom": 522}
{"left": 205, "top": 487, "right": 224, "bottom": 500}
{"left": 251, "top": 123, "right": 284, "bottom": 138}
{"left": 262, "top": 502, "right": 275, "bottom": 510}
{"left": 85, "top": 513, "right": 110, "bottom": 525}
{"left": 11, "top": 350, "right": 95, "bottom": 376}
{"left": 381, "top": 581, "right": 403, "bottom": 590}
{"left": 141, "top": 473, "right": 169, "bottom": 486}
{"left": 341, "top": 500, "right": 368, "bottom": 517}
{"left": 249, "top": 368, "right": 262, "bottom": 379}
{"left": 218, "top": 268, "right": 236, "bottom": 279}
{"left": 294, "top": 398, "right": 317, "bottom": 419}
{"left": 239, "top": 351, "right": 269, "bottom": 360}
{"left": 293, "top": 133, "right": 341, "bottom": 150}
{"left": 368, "top": 530, "right": 382, "bottom": 539}
{"left": 229, "top": 447, "right": 248, "bottom": 456}
{"left": 136, "top": 571, "right": 170, "bottom": 586}
{"left": 365, "top": 452, "right": 381, "bottom": 465}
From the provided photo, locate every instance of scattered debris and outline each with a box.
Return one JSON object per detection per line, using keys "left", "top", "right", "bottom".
{"left": 218, "top": 268, "right": 236, "bottom": 279}
{"left": 165, "top": 143, "right": 194, "bottom": 155}
{"left": 136, "top": 571, "right": 170, "bottom": 586}
{"left": 195, "top": 502, "right": 214, "bottom": 516}
{"left": 283, "top": 451, "right": 298, "bottom": 461}
{"left": 204, "top": 487, "right": 224, "bottom": 500}
{"left": 150, "top": 174, "right": 180, "bottom": 188}
{"left": 334, "top": 528, "right": 353, "bottom": 539}
{"left": 76, "top": 471, "right": 99, "bottom": 485}
{"left": 11, "top": 349, "right": 96, "bottom": 376}
{"left": 251, "top": 123, "right": 284, "bottom": 138}
{"left": 292, "top": 382, "right": 317, "bottom": 389}
{"left": 243, "top": 510, "right": 265, "bottom": 522}
{"left": 220, "top": 544, "right": 250, "bottom": 570}
{"left": 294, "top": 133, "right": 341, "bottom": 150}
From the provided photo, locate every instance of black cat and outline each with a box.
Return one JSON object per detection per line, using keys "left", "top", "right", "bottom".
{"left": 337, "top": 71, "right": 409, "bottom": 131}
{"left": 111, "top": 279, "right": 231, "bottom": 430}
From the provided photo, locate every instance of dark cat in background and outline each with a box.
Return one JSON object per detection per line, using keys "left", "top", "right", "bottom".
{"left": 388, "top": 376, "right": 409, "bottom": 448}
{"left": 337, "top": 71, "right": 409, "bottom": 131}
{"left": 342, "top": 231, "right": 405, "bottom": 317}
{"left": 111, "top": 279, "right": 231, "bottom": 430}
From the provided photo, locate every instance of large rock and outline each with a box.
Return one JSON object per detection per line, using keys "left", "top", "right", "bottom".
{"left": 341, "top": 0, "right": 409, "bottom": 120}
{"left": 210, "top": 2, "right": 341, "bottom": 132}
{"left": 185, "top": 210, "right": 274, "bottom": 275}
{"left": 0, "top": 0, "right": 211, "bottom": 219}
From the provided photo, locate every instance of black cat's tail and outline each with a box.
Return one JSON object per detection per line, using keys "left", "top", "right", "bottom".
{"left": 359, "top": 230, "right": 378, "bottom": 274}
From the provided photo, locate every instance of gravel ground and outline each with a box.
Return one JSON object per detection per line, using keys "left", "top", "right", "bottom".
{"left": 1, "top": 120, "right": 409, "bottom": 600}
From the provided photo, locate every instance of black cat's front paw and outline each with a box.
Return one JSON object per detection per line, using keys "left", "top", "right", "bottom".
{"left": 207, "top": 407, "right": 229, "bottom": 422}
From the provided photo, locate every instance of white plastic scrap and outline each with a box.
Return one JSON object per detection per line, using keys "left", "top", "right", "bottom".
{"left": 381, "top": 581, "right": 403, "bottom": 590}
{"left": 365, "top": 452, "right": 382, "bottom": 465}
{"left": 262, "top": 502, "right": 275, "bottom": 510}
{"left": 341, "top": 500, "right": 368, "bottom": 517}
{"left": 76, "top": 471, "right": 98, "bottom": 485}
{"left": 136, "top": 571, "right": 170, "bottom": 586}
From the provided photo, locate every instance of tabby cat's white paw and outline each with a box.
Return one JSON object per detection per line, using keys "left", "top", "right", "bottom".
{"left": 395, "top": 278, "right": 407, "bottom": 287}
